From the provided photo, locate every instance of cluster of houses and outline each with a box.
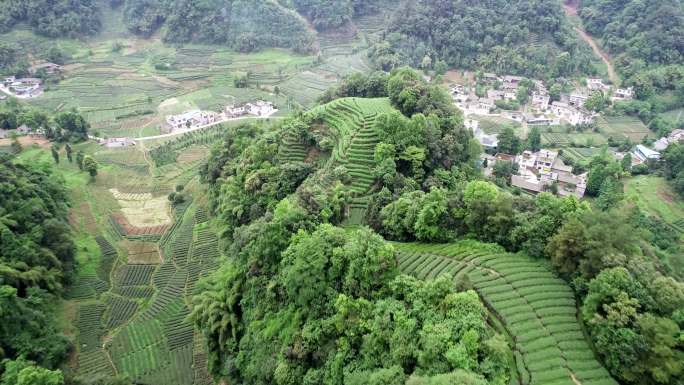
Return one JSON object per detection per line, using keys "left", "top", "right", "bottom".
{"left": 654, "top": 129, "right": 684, "bottom": 152}
{"left": 0, "top": 62, "right": 63, "bottom": 99}
{"left": 451, "top": 74, "right": 634, "bottom": 131}
{"left": 2, "top": 76, "right": 42, "bottom": 98}
{"left": 484, "top": 149, "right": 588, "bottom": 198}
{"left": 164, "top": 100, "right": 276, "bottom": 133}
{"left": 0, "top": 124, "right": 33, "bottom": 139}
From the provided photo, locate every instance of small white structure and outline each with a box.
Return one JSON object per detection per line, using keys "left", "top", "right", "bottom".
{"left": 101, "top": 137, "right": 136, "bottom": 148}
{"left": 531, "top": 92, "right": 550, "bottom": 110}
{"left": 511, "top": 149, "right": 586, "bottom": 198}
{"left": 16, "top": 124, "right": 31, "bottom": 134}
{"left": 612, "top": 87, "right": 634, "bottom": 102}
{"left": 165, "top": 110, "right": 218, "bottom": 132}
{"left": 587, "top": 78, "right": 609, "bottom": 91}
{"left": 633, "top": 144, "right": 660, "bottom": 162}
{"left": 569, "top": 92, "right": 589, "bottom": 107}
{"left": 246, "top": 100, "right": 275, "bottom": 116}
{"left": 8, "top": 78, "right": 42, "bottom": 97}
{"left": 550, "top": 101, "right": 594, "bottom": 126}
{"left": 653, "top": 129, "right": 684, "bottom": 151}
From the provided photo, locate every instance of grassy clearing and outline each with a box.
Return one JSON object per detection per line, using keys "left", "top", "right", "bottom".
{"left": 596, "top": 116, "right": 652, "bottom": 142}
{"left": 625, "top": 176, "right": 684, "bottom": 232}
{"left": 470, "top": 114, "right": 523, "bottom": 135}
{"left": 395, "top": 241, "right": 618, "bottom": 385}
{"left": 661, "top": 108, "right": 684, "bottom": 125}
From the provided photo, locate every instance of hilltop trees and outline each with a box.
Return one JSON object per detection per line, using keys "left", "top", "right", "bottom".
{"left": 193, "top": 221, "right": 510, "bottom": 384}
{"left": 122, "top": 0, "right": 316, "bottom": 52}
{"left": 369, "top": 0, "right": 595, "bottom": 78}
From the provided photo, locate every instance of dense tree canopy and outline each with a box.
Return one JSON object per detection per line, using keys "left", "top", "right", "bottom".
{"left": 0, "top": 156, "right": 74, "bottom": 375}
{"left": 122, "top": 0, "right": 316, "bottom": 52}
{"left": 0, "top": 0, "right": 101, "bottom": 37}
{"left": 369, "top": 0, "right": 595, "bottom": 78}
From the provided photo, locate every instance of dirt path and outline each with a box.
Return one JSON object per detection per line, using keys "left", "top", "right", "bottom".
{"left": 574, "top": 27, "right": 619, "bottom": 85}
{"left": 563, "top": 1, "right": 619, "bottom": 85}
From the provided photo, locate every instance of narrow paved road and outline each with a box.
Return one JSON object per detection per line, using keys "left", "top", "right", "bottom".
{"left": 135, "top": 114, "right": 283, "bottom": 142}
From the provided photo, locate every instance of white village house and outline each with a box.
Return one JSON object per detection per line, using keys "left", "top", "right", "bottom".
{"left": 654, "top": 129, "right": 684, "bottom": 151}
{"left": 100, "top": 137, "right": 136, "bottom": 148}
{"left": 510, "top": 150, "right": 587, "bottom": 198}
{"left": 165, "top": 110, "right": 218, "bottom": 132}
{"left": 225, "top": 100, "right": 276, "bottom": 118}
{"left": 612, "top": 87, "right": 634, "bottom": 102}
{"left": 550, "top": 101, "right": 594, "bottom": 126}
{"left": 632, "top": 144, "right": 660, "bottom": 162}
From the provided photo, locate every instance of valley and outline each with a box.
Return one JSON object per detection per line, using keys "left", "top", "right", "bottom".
{"left": 0, "top": 1, "right": 683, "bottom": 385}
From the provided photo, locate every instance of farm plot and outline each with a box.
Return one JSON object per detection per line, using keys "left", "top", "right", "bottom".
{"left": 121, "top": 240, "right": 161, "bottom": 264}
{"left": 308, "top": 97, "right": 395, "bottom": 194}
{"left": 105, "top": 294, "right": 139, "bottom": 329}
{"left": 94, "top": 148, "right": 149, "bottom": 174}
{"left": 394, "top": 242, "right": 617, "bottom": 385}
{"left": 114, "top": 264, "right": 157, "bottom": 286}
{"left": 560, "top": 147, "right": 605, "bottom": 164}
{"left": 76, "top": 302, "right": 115, "bottom": 377}
{"left": 109, "top": 188, "right": 171, "bottom": 238}
{"left": 596, "top": 116, "right": 652, "bottom": 142}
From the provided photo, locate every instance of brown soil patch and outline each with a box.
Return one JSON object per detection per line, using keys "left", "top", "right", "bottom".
{"left": 0, "top": 135, "right": 51, "bottom": 149}
{"left": 120, "top": 240, "right": 161, "bottom": 264}
{"left": 305, "top": 147, "right": 320, "bottom": 163}
{"left": 658, "top": 188, "right": 675, "bottom": 204}
{"left": 112, "top": 213, "right": 169, "bottom": 236}
{"left": 177, "top": 145, "right": 209, "bottom": 163}
{"left": 69, "top": 202, "right": 98, "bottom": 232}
{"left": 444, "top": 70, "right": 474, "bottom": 85}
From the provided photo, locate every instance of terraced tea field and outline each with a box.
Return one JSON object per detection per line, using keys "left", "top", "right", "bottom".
{"left": 307, "top": 97, "right": 395, "bottom": 194}
{"left": 394, "top": 242, "right": 617, "bottom": 385}
{"left": 71, "top": 200, "right": 221, "bottom": 385}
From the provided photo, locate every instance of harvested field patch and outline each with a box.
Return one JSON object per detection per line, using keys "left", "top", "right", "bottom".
{"left": 121, "top": 240, "right": 162, "bottom": 264}
{"left": 110, "top": 188, "right": 171, "bottom": 228}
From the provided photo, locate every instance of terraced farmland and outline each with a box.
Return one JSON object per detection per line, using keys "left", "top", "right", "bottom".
{"left": 394, "top": 242, "right": 617, "bottom": 385}
{"left": 309, "top": 97, "right": 395, "bottom": 194}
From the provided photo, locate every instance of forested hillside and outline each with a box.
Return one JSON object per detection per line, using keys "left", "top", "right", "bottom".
{"left": 578, "top": 0, "right": 684, "bottom": 98}
{"left": 287, "top": 0, "right": 387, "bottom": 30}
{"left": 0, "top": 0, "right": 101, "bottom": 37}
{"left": 0, "top": 156, "right": 74, "bottom": 382}
{"left": 194, "top": 68, "right": 684, "bottom": 385}
{"left": 368, "top": 0, "right": 596, "bottom": 79}
{"left": 122, "top": 0, "right": 316, "bottom": 52}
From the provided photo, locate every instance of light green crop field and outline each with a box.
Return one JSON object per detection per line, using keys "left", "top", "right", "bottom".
{"left": 14, "top": 133, "right": 222, "bottom": 384}
{"left": 395, "top": 241, "right": 618, "bottom": 385}
{"left": 596, "top": 116, "right": 652, "bottom": 142}
{"left": 2, "top": 4, "right": 377, "bottom": 139}
{"left": 625, "top": 176, "right": 684, "bottom": 234}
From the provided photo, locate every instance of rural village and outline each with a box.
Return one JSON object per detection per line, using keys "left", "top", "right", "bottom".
{"left": 451, "top": 72, "right": 675, "bottom": 198}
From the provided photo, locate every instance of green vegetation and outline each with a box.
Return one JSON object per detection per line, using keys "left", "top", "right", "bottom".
{"left": 369, "top": 0, "right": 597, "bottom": 79}
{"left": 395, "top": 241, "right": 617, "bottom": 385}
{"left": 0, "top": 155, "right": 74, "bottom": 381}
{"left": 0, "top": 0, "right": 100, "bottom": 37}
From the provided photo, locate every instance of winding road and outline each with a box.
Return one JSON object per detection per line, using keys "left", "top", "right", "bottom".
{"left": 563, "top": 1, "right": 619, "bottom": 85}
